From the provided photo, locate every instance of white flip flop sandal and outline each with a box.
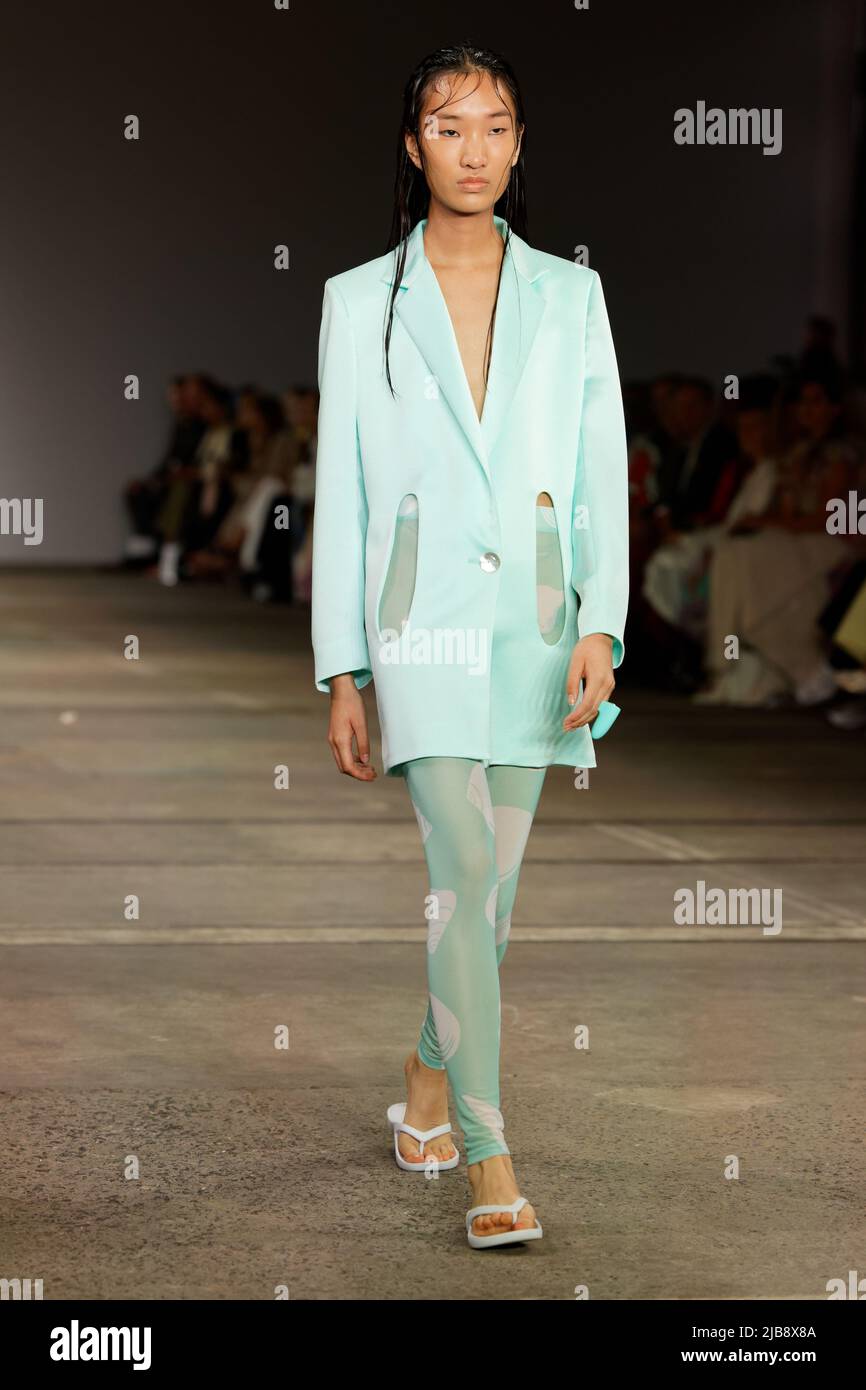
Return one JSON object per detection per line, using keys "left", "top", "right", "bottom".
{"left": 386, "top": 1101, "right": 460, "bottom": 1172}
{"left": 466, "top": 1195, "right": 543, "bottom": 1249}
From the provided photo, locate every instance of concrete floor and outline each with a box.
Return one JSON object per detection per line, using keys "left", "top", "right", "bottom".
{"left": 0, "top": 568, "right": 863, "bottom": 1300}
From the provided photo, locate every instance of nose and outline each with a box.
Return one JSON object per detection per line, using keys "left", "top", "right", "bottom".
{"left": 461, "top": 135, "right": 487, "bottom": 167}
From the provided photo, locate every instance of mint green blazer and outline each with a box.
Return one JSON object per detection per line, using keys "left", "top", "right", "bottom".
{"left": 311, "top": 215, "right": 629, "bottom": 777}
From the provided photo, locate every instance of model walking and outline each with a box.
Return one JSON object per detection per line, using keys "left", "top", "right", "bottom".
{"left": 311, "top": 43, "right": 629, "bottom": 1247}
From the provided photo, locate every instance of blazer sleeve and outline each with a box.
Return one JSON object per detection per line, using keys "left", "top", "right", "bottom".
{"left": 571, "top": 269, "right": 629, "bottom": 668}
{"left": 310, "top": 278, "right": 373, "bottom": 693}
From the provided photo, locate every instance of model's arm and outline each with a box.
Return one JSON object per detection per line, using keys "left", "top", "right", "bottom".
{"left": 563, "top": 269, "right": 629, "bottom": 730}
{"left": 310, "top": 278, "right": 377, "bottom": 779}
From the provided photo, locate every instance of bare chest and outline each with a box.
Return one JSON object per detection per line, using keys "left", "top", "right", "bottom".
{"left": 432, "top": 265, "right": 502, "bottom": 422}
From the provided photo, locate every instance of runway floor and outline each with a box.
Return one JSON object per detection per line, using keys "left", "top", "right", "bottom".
{"left": 1, "top": 568, "right": 863, "bottom": 1299}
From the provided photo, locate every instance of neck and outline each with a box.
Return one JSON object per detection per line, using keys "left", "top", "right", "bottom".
{"left": 421, "top": 201, "right": 504, "bottom": 269}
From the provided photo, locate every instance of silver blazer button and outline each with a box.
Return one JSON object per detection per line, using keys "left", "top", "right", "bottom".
{"left": 480, "top": 551, "right": 501, "bottom": 572}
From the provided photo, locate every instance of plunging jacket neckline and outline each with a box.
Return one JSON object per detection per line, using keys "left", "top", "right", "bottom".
{"left": 421, "top": 219, "right": 507, "bottom": 428}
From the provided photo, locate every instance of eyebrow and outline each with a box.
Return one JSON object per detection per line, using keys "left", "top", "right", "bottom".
{"left": 432, "top": 109, "right": 512, "bottom": 121}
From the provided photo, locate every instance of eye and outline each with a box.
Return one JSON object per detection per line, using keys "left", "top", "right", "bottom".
{"left": 440, "top": 127, "right": 460, "bottom": 137}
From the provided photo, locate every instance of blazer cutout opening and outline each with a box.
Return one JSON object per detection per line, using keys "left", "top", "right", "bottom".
{"left": 377, "top": 493, "right": 419, "bottom": 639}
{"left": 535, "top": 491, "right": 566, "bottom": 645}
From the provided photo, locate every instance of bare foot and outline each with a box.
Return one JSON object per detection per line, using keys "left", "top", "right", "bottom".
{"left": 467, "top": 1153, "right": 538, "bottom": 1237}
{"left": 397, "top": 1049, "right": 458, "bottom": 1165}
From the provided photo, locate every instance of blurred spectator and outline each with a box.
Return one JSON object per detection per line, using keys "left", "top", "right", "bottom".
{"left": 697, "top": 369, "right": 865, "bottom": 705}
{"left": 644, "top": 374, "right": 779, "bottom": 648}
{"left": 123, "top": 374, "right": 206, "bottom": 563}
{"left": 282, "top": 385, "right": 318, "bottom": 602}
{"left": 628, "top": 374, "right": 683, "bottom": 518}
{"left": 654, "top": 377, "right": 739, "bottom": 532}
{"left": 186, "top": 390, "right": 297, "bottom": 584}
{"left": 157, "top": 377, "right": 235, "bottom": 585}
{"left": 799, "top": 314, "right": 845, "bottom": 385}
{"left": 818, "top": 560, "right": 866, "bottom": 729}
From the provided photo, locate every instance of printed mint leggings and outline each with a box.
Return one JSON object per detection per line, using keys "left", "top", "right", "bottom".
{"left": 381, "top": 500, "right": 564, "bottom": 1165}
{"left": 404, "top": 757, "right": 547, "bottom": 1165}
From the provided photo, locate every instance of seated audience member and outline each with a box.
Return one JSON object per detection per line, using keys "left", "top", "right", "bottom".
{"left": 644, "top": 374, "right": 779, "bottom": 643}
{"left": 242, "top": 388, "right": 320, "bottom": 602}
{"left": 696, "top": 370, "right": 865, "bottom": 706}
{"left": 817, "top": 560, "right": 866, "bottom": 730}
{"left": 799, "top": 313, "right": 845, "bottom": 385}
{"left": 623, "top": 373, "right": 685, "bottom": 673}
{"left": 186, "top": 391, "right": 297, "bottom": 584}
{"left": 628, "top": 374, "right": 684, "bottom": 520}
{"left": 283, "top": 386, "right": 318, "bottom": 604}
{"left": 124, "top": 374, "right": 206, "bottom": 562}
{"left": 654, "top": 376, "right": 739, "bottom": 533}
{"left": 156, "top": 377, "right": 235, "bottom": 585}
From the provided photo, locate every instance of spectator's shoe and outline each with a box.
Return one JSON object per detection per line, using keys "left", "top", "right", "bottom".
{"left": 124, "top": 534, "right": 157, "bottom": 560}
{"left": 691, "top": 675, "right": 734, "bottom": 705}
{"left": 827, "top": 697, "right": 866, "bottom": 731}
{"left": 795, "top": 661, "right": 840, "bottom": 707}
{"left": 158, "top": 542, "right": 181, "bottom": 587}
{"left": 694, "top": 651, "right": 790, "bottom": 708}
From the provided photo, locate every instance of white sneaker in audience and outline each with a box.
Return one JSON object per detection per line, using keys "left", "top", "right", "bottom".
{"left": 795, "top": 660, "right": 838, "bottom": 706}
{"left": 827, "top": 699, "right": 866, "bottom": 730}
{"left": 125, "top": 534, "right": 157, "bottom": 559}
{"left": 158, "top": 542, "right": 180, "bottom": 587}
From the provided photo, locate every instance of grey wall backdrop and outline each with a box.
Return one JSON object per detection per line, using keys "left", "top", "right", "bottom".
{"left": 0, "top": 0, "right": 859, "bottom": 562}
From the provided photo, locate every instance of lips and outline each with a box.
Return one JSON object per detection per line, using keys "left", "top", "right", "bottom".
{"left": 458, "top": 179, "right": 488, "bottom": 188}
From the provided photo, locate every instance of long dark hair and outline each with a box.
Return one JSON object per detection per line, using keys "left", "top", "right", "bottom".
{"left": 383, "top": 43, "right": 528, "bottom": 397}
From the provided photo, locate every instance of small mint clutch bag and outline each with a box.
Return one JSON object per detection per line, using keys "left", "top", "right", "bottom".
{"left": 589, "top": 700, "right": 621, "bottom": 740}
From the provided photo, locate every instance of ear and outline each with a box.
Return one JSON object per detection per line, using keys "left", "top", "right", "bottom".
{"left": 512, "top": 124, "right": 525, "bottom": 166}
{"left": 405, "top": 128, "right": 423, "bottom": 171}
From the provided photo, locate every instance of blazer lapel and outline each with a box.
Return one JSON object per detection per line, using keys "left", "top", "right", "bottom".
{"left": 380, "top": 216, "right": 549, "bottom": 483}
{"left": 479, "top": 239, "right": 546, "bottom": 462}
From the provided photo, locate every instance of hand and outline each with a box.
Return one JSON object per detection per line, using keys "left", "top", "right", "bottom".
{"left": 327, "top": 674, "right": 377, "bottom": 779}
{"left": 563, "top": 633, "right": 615, "bottom": 731}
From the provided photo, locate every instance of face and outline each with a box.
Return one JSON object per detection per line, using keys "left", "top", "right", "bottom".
{"left": 652, "top": 379, "right": 679, "bottom": 435}
{"left": 282, "top": 389, "right": 302, "bottom": 427}
{"left": 199, "top": 392, "right": 225, "bottom": 425}
{"left": 236, "top": 392, "right": 259, "bottom": 430}
{"left": 736, "top": 408, "right": 770, "bottom": 461}
{"left": 796, "top": 381, "right": 839, "bottom": 439}
{"left": 405, "top": 69, "right": 522, "bottom": 216}
{"left": 673, "top": 385, "right": 713, "bottom": 441}
{"left": 181, "top": 376, "right": 205, "bottom": 415}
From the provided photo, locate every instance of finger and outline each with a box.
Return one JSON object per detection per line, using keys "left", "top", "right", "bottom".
{"left": 565, "top": 680, "right": 605, "bottom": 727}
{"left": 335, "top": 735, "right": 361, "bottom": 775}
{"left": 354, "top": 719, "right": 371, "bottom": 766}
{"left": 348, "top": 724, "right": 376, "bottom": 778}
{"left": 333, "top": 728, "right": 376, "bottom": 779}
{"left": 566, "top": 663, "right": 586, "bottom": 706}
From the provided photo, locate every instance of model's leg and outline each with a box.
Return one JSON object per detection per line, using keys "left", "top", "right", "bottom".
{"left": 486, "top": 763, "right": 547, "bottom": 968}
{"left": 404, "top": 756, "right": 510, "bottom": 1166}
{"left": 408, "top": 759, "right": 545, "bottom": 1238}
{"left": 409, "top": 763, "right": 546, "bottom": 1096}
